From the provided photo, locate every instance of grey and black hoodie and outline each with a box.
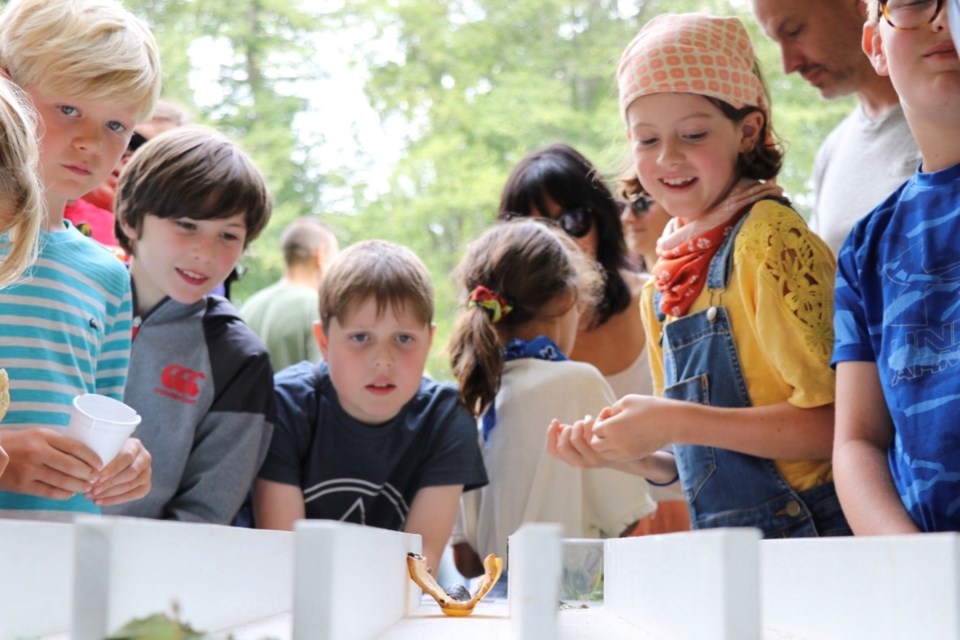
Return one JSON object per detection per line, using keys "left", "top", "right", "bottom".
{"left": 104, "top": 293, "right": 274, "bottom": 524}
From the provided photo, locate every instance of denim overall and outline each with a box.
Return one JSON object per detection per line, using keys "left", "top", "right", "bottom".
{"left": 654, "top": 210, "right": 850, "bottom": 538}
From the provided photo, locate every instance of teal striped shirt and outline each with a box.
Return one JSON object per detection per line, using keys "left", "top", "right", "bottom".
{"left": 0, "top": 222, "right": 132, "bottom": 512}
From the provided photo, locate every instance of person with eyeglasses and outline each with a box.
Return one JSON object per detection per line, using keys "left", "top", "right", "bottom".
{"left": 617, "top": 172, "right": 672, "bottom": 275}
{"left": 498, "top": 144, "right": 689, "bottom": 537}
{"left": 752, "top": 0, "right": 921, "bottom": 257}
{"left": 832, "top": 0, "right": 960, "bottom": 534}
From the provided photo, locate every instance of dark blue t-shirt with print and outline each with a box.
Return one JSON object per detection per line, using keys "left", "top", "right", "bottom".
{"left": 259, "top": 361, "right": 488, "bottom": 531}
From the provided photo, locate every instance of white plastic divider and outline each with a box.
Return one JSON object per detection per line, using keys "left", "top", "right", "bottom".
{"left": 508, "top": 522, "right": 562, "bottom": 640}
{"left": 71, "top": 516, "right": 293, "bottom": 640}
{"left": 604, "top": 528, "right": 762, "bottom": 640}
{"left": 293, "top": 520, "right": 420, "bottom": 640}
{"left": 0, "top": 515, "right": 76, "bottom": 638}
{"left": 762, "top": 533, "right": 960, "bottom": 639}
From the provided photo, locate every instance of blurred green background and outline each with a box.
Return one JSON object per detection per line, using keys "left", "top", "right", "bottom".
{"left": 70, "top": 0, "right": 858, "bottom": 378}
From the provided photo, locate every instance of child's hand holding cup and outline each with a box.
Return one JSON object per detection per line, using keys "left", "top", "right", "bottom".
{"left": 65, "top": 394, "right": 141, "bottom": 466}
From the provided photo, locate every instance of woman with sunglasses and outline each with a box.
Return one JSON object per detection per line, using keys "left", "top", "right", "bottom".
{"left": 498, "top": 143, "right": 652, "bottom": 402}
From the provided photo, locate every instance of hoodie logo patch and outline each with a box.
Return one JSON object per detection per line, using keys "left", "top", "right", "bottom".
{"left": 156, "top": 364, "right": 206, "bottom": 405}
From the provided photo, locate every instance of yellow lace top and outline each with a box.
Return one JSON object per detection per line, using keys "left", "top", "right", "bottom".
{"left": 641, "top": 199, "right": 836, "bottom": 492}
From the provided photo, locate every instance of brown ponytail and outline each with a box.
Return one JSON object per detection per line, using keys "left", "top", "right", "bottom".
{"left": 449, "top": 219, "right": 603, "bottom": 416}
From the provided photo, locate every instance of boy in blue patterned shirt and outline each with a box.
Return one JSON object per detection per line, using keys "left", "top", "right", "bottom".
{"left": 833, "top": 0, "right": 960, "bottom": 533}
{"left": 0, "top": 0, "right": 161, "bottom": 512}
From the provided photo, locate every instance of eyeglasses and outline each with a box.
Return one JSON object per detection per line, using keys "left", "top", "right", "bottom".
{"left": 126, "top": 131, "right": 148, "bottom": 154}
{"left": 556, "top": 208, "right": 593, "bottom": 239}
{"left": 120, "top": 131, "right": 148, "bottom": 163}
{"left": 626, "top": 196, "right": 653, "bottom": 218}
{"left": 880, "top": 0, "right": 943, "bottom": 30}
{"left": 499, "top": 209, "right": 593, "bottom": 239}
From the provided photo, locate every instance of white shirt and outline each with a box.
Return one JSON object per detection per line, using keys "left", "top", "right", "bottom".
{"left": 453, "top": 358, "right": 655, "bottom": 562}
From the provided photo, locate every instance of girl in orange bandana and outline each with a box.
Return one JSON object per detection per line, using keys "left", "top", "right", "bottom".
{"left": 549, "top": 13, "right": 850, "bottom": 538}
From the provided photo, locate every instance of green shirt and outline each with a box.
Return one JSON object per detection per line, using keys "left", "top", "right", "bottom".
{"left": 240, "top": 282, "right": 320, "bottom": 372}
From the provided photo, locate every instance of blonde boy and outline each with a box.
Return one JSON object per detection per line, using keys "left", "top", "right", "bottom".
{"left": 255, "top": 241, "right": 487, "bottom": 573}
{"left": 0, "top": 0, "right": 160, "bottom": 512}
{"left": 833, "top": 0, "right": 960, "bottom": 533}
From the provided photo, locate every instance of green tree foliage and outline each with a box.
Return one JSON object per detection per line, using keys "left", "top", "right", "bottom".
{"left": 125, "top": 0, "right": 324, "bottom": 294}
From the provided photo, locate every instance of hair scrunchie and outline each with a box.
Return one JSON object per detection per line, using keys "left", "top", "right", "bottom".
{"left": 468, "top": 285, "right": 513, "bottom": 323}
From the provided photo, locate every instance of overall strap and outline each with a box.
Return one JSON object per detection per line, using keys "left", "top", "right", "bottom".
{"left": 705, "top": 207, "right": 753, "bottom": 290}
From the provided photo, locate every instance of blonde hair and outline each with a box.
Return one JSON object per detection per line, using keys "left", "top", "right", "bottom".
{"left": 318, "top": 240, "right": 434, "bottom": 332}
{"left": 449, "top": 219, "right": 604, "bottom": 417}
{"left": 0, "top": 0, "right": 162, "bottom": 122}
{"left": 0, "top": 78, "right": 42, "bottom": 288}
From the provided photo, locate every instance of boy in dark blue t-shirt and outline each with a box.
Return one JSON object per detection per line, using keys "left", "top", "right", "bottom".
{"left": 255, "top": 240, "right": 487, "bottom": 573}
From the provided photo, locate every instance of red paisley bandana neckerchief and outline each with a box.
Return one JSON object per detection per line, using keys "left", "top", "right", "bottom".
{"left": 651, "top": 180, "right": 783, "bottom": 318}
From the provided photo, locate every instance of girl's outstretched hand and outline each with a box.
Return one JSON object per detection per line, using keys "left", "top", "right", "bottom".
{"left": 548, "top": 412, "right": 680, "bottom": 483}
{"left": 547, "top": 416, "right": 607, "bottom": 469}
{"left": 590, "top": 395, "right": 674, "bottom": 461}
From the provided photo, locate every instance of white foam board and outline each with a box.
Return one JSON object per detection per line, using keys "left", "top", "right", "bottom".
{"left": 0, "top": 516, "right": 75, "bottom": 638}
{"left": 762, "top": 533, "right": 960, "bottom": 639}
{"left": 293, "top": 520, "right": 420, "bottom": 640}
{"left": 604, "top": 528, "right": 761, "bottom": 640}
{"left": 70, "top": 516, "right": 293, "bottom": 639}
{"left": 509, "top": 523, "right": 563, "bottom": 640}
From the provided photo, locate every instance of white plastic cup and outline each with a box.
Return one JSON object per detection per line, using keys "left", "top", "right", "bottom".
{"left": 64, "top": 394, "right": 141, "bottom": 465}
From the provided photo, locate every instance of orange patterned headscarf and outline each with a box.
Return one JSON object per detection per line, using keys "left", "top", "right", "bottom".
{"left": 617, "top": 13, "right": 769, "bottom": 127}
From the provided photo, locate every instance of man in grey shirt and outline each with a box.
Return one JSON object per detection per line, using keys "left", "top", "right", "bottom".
{"left": 752, "top": 0, "right": 921, "bottom": 256}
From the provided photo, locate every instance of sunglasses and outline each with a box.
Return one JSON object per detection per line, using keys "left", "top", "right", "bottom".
{"left": 556, "top": 208, "right": 593, "bottom": 239}
{"left": 626, "top": 196, "right": 653, "bottom": 218}
{"left": 126, "top": 131, "right": 148, "bottom": 154}
{"left": 879, "top": 0, "right": 943, "bottom": 29}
